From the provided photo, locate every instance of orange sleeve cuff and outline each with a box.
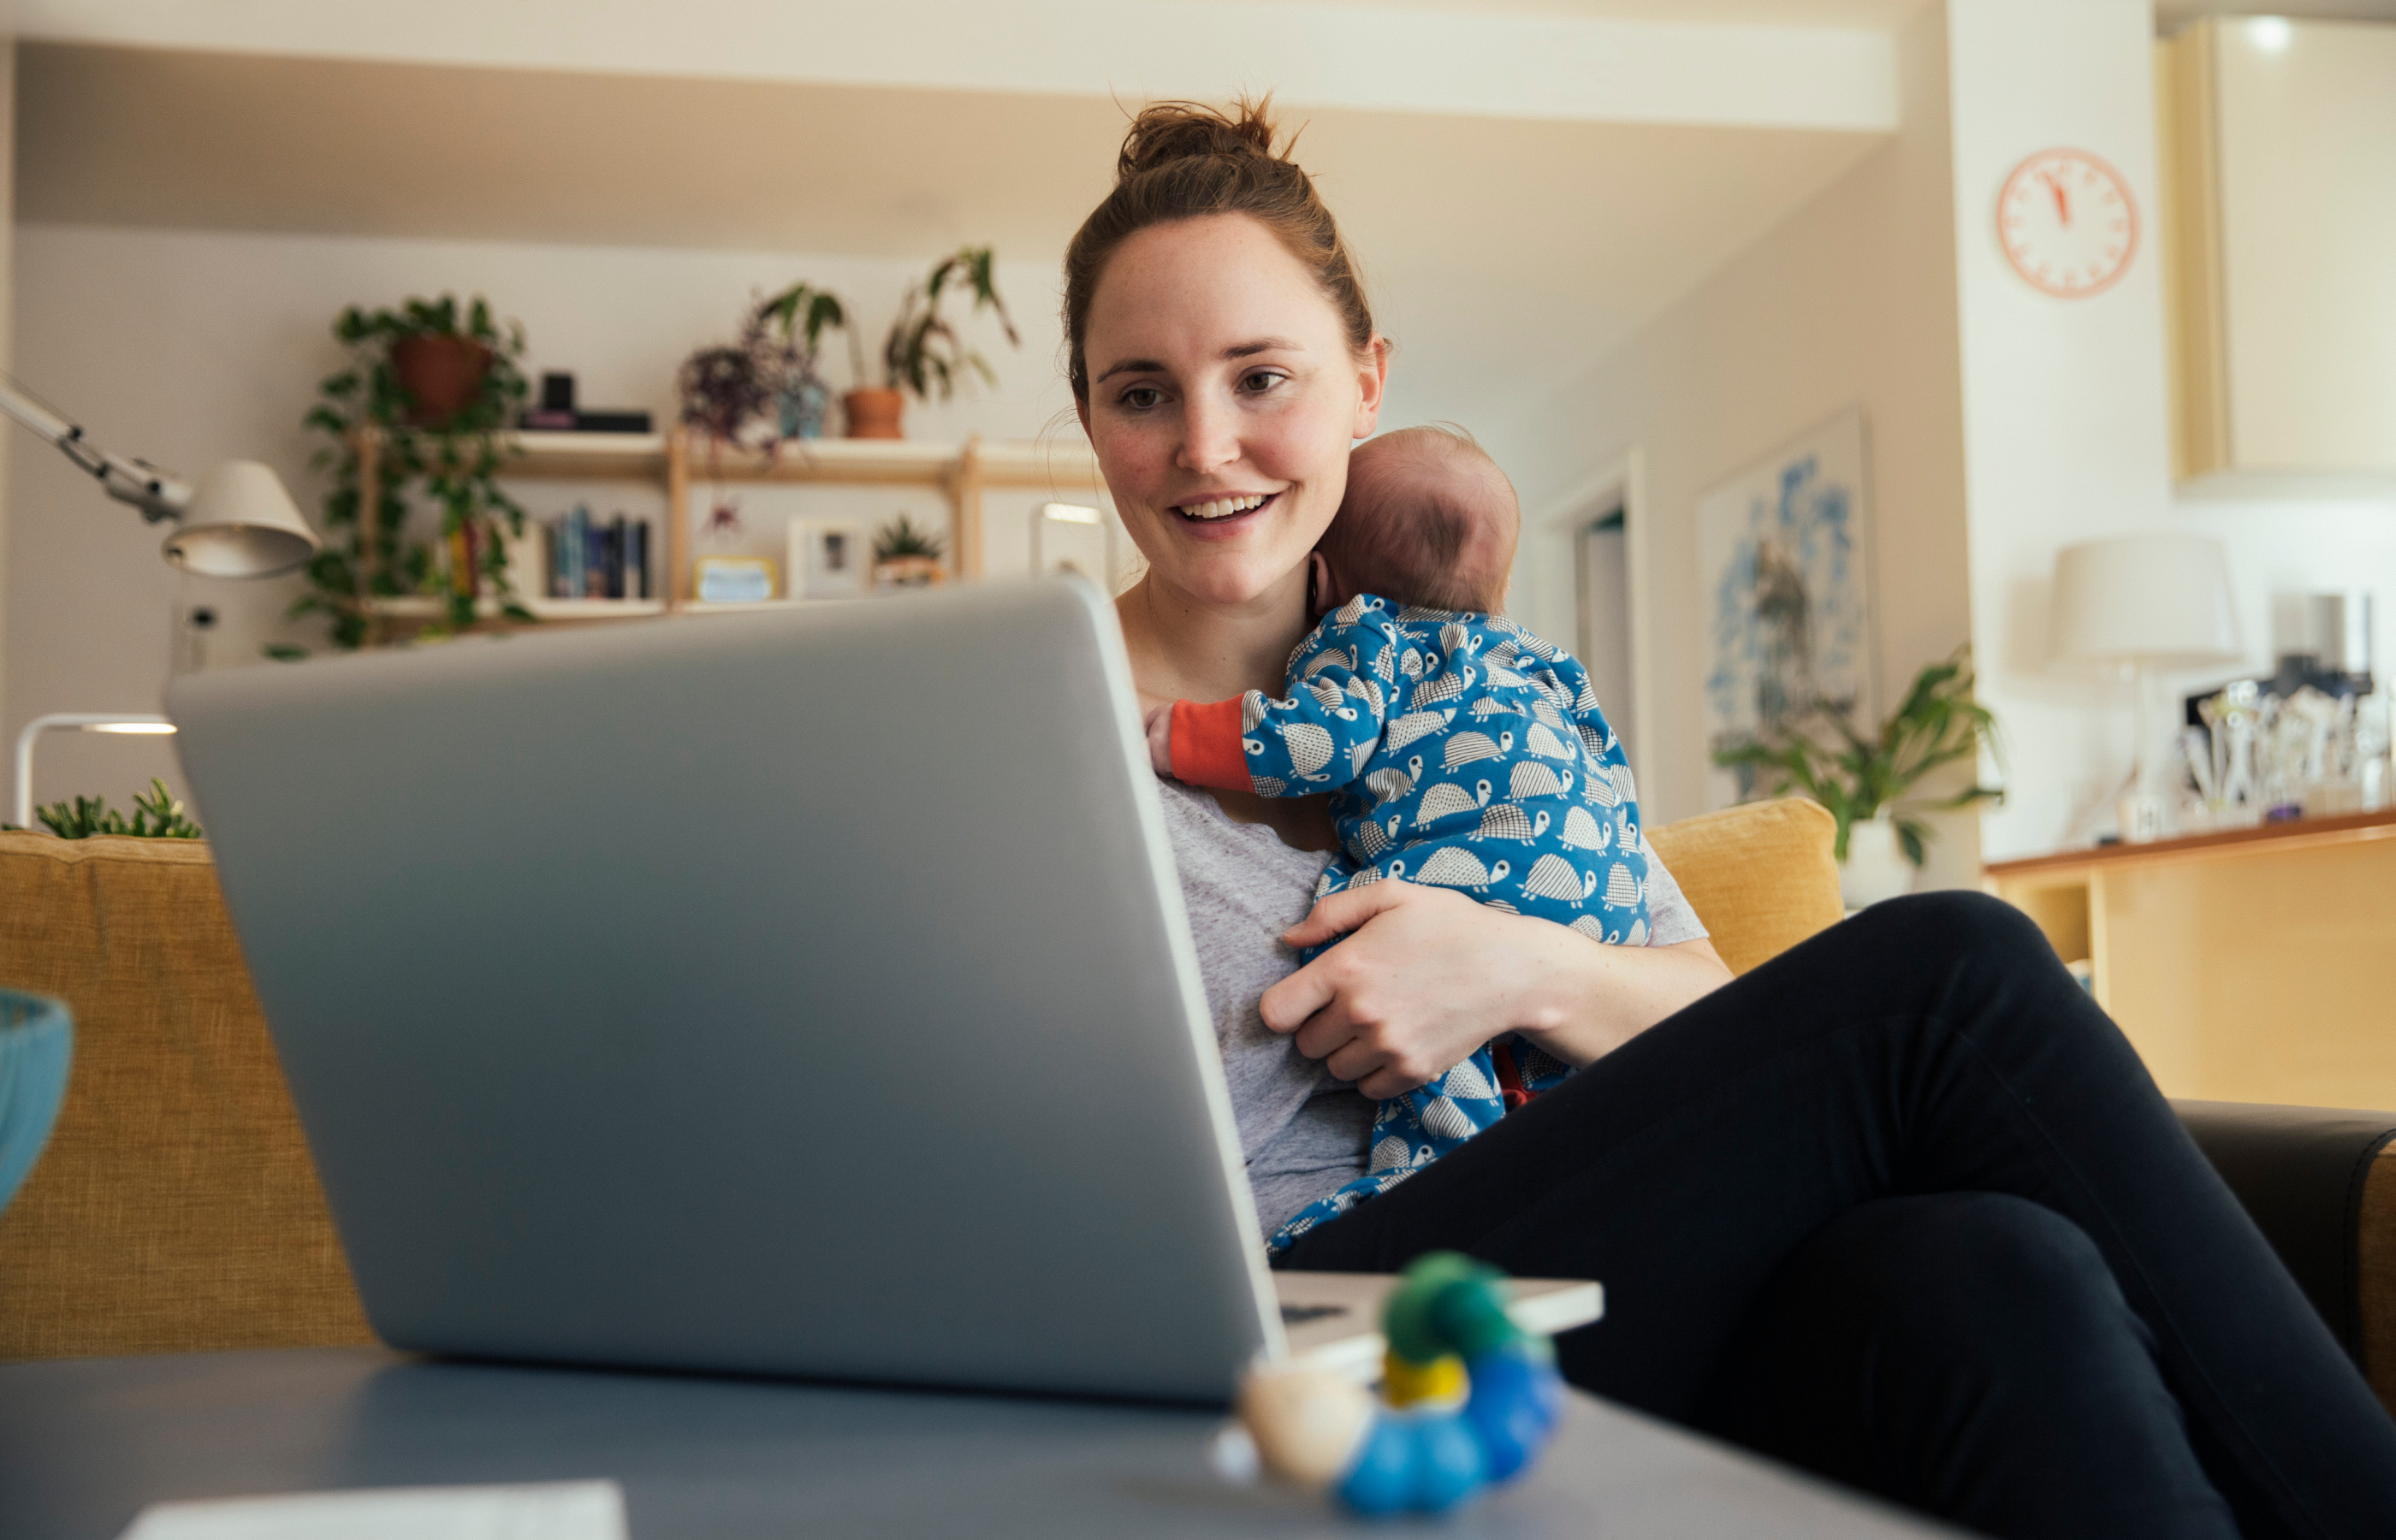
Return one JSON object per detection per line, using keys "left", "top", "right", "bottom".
{"left": 1170, "top": 697, "right": 1256, "bottom": 791}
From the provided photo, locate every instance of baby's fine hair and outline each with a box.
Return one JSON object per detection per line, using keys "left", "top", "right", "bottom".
{"left": 1320, "top": 424, "right": 1520, "bottom": 613}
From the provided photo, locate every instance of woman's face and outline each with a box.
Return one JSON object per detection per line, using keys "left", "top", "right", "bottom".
{"left": 1077, "top": 214, "right": 1386, "bottom": 611}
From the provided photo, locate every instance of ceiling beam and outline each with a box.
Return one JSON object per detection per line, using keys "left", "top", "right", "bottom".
{"left": 17, "top": 0, "right": 1897, "bottom": 132}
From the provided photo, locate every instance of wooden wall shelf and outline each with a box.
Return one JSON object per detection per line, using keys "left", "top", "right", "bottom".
{"left": 348, "top": 427, "right": 1106, "bottom": 639}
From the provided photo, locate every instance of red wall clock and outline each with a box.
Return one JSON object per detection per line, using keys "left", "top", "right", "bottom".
{"left": 1997, "top": 148, "right": 2138, "bottom": 298}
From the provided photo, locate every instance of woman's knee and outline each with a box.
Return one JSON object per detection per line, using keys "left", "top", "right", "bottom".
{"left": 1844, "top": 890, "right": 2055, "bottom": 974}
{"left": 1813, "top": 1193, "right": 2127, "bottom": 1339}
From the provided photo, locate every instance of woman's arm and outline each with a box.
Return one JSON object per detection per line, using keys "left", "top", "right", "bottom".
{"left": 1260, "top": 881, "right": 1734, "bottom": 1099}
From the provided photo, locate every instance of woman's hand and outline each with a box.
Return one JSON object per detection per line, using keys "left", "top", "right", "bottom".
{"left": 1258, "top": 881, "right": 1734, "bottom": 1099}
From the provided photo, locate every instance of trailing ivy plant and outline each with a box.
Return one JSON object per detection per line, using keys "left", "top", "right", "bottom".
{"left": 277, "top": 295, "right": 533, "bottom": 654}
{"left": 1711, "top": 647, "right": 2002, "bottom": 866}
{"left": 3, "top": 779, "right": 205, "bottom": 840}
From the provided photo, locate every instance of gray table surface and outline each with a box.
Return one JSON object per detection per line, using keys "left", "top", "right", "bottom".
{"left": 0, "top": 1348, "right": 1956, "bottom": 1538}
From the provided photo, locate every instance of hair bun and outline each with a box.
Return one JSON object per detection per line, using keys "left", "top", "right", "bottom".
{"left": 1117, "top": 97, "right": 1283, "bottom": 181}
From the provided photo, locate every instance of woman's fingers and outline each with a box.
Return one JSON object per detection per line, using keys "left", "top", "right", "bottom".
{"left": 1265, "top": 881, "right": 1523, "bottom": 1095}
{"left": 1278, "top": 880, "right": 1416, "bottom": 953}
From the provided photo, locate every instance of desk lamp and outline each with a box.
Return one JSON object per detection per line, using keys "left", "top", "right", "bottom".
{"left": 0, "top": 377, "right": 320, "bottom": 823}
{"left": 2050, "top": 532, "right": 2242, "bottom": 842}
{"left": 0, "top": 378, "right": 318, "bottom": 578}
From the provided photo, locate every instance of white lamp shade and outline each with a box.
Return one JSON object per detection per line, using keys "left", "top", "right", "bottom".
{"left": 2049, "top": 532, "right": 2243, "bottom": 667}
{"left": 162, "top": 460, "right": 320, "bottom": 578}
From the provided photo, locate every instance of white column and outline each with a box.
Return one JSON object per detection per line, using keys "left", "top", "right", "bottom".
{"left": 1947, "top": 0, "right": 2176, "bottom": 859}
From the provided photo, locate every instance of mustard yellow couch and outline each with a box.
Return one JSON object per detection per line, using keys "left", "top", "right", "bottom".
{"left": 3, "top": 797, "right": 2389, "bottom": 1419}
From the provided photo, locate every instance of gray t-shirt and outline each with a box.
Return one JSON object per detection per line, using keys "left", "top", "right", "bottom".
{"left": 1154, "top": 779, "right": 1706, "bottom": 1238}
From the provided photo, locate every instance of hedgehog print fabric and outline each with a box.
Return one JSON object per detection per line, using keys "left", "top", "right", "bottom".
{"left": 1226, "top": 595, "right": 1651, "bottom": 1253}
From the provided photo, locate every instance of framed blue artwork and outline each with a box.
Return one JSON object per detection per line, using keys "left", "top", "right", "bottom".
{"left": 1696, "top": 406, "right": 1877, "bottom": 810}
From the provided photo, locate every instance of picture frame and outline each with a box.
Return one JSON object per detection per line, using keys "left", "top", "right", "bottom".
{"left": 1695, "top": 406, "right": 1877, "bottom": 811}
{"left": 787, "top": 519, "right": 869, "bottom": 601}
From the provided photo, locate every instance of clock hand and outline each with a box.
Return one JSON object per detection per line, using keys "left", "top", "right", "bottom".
{"left": 2039, "top": 170, "right": 2072, "bottom": 227}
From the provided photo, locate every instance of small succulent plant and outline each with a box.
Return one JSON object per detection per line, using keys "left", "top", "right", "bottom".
{"left": 9, "top": 779, "right": 205, "bottom": 840}
{"left": 873, "top": 515, "right": 946, "bottom": 563}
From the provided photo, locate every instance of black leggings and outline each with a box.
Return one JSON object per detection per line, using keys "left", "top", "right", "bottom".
{"left": 1275, "top": 892, "right": 2396, "bottom": 1539}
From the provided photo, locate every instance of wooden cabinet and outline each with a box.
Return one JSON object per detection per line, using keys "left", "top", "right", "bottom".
{"left": 1987, "top": 811, "right": 2396, "bottom": 1110}
{"left": 2159, "top": 18, "right": 2396, "bottom": 493}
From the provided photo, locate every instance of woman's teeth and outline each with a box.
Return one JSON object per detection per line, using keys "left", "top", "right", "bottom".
{"left": 1178, "top": 494, "right": 1269, "bottom": 520}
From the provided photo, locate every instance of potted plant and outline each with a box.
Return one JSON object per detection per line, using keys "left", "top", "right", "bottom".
{"left": 871, "top": 515, "right": 947, "bottom": 589}
{"left": 282, "top": 295, "right": 532, "bottom": 652}
{"left": 756, "top": 282, "right": 846, "bottom": 441}
{"left": 762, "top": 247, "right": 1019, "bottom": 441}
{"left": 5, "top": 779, "right": 204, "bottom": 840}
{"left": 1711, "top": 648, "right": 2002, "bottom": 908}
{"left": 677, "top": 298, "right": 811, "bottom": 451}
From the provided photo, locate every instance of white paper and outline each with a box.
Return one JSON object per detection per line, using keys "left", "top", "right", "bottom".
{"left": 120, "top": 1479, "right": 627, "bottom": 1540}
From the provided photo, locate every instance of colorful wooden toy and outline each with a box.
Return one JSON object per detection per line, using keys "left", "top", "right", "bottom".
{"left": 1236, "top": 1252, "right": 1566, "bottom": 1516}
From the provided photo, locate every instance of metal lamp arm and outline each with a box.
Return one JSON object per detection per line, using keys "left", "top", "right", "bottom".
{"left": 0, "top": 379, "right": 192, "bottom": 523}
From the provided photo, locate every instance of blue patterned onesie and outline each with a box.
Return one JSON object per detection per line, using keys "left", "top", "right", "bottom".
{"left": 1185, "top": 594, "right": 1651, "bottom": 1253}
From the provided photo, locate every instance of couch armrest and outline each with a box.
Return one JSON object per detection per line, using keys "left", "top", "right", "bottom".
{"left": 2174, "top": 1099, "right": 2396, "bottom": 1413}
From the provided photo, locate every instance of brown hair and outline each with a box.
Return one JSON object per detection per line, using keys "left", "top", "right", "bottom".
{"left": 1319, "top": 425, "right": 1519, "bottom": 613}
{"left": 1063, "top": 96, "right": 1376, "bottom": 401}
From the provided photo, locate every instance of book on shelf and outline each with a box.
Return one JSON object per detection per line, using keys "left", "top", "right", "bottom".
{"left": 534, "top": 505, "right": 654, "bottom": 602}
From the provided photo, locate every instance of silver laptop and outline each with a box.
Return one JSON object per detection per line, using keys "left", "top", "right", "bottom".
{"left": 168, "top": 577, "right": 1595, "bottom": 1402}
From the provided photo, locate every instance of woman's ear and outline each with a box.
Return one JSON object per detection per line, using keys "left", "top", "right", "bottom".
{"left": 1350, "top": 335, "right": 1391, "bottom": 440}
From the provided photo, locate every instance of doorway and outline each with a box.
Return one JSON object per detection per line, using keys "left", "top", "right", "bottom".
{"left": 1527, "top": 450, "right": 1652, "bottom": 795}
{"left": 1575, "top": 506, "right": 1634, "bottom": 743}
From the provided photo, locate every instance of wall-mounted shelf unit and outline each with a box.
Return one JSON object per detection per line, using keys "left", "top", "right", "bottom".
{"left": 352, "top": 428, "right": 1106, "bottom": 637}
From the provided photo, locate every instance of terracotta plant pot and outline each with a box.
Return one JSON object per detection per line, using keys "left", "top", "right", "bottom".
{"left": 873, "top": 555, "right": 946, "bottom": 590}
{"left": 844, "top": 388, "right": 905, "bottom": 440}
{"left": 390, "top": 335, "right": 492, "bottom": 426}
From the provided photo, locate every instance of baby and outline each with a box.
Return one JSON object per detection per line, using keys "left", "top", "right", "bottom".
{"left": 1147, "top": 426, "right": 1651, "bottom": 1253}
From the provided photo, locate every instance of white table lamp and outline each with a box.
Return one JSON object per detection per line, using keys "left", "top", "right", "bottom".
{"left": 0, "top": 378, "right": 318, "bottom": 578}
{"left": 2050, "top": 532, "right": 2243, "bottom": 840}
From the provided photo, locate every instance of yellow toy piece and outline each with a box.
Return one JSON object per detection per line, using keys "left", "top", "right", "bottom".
{"left": 1381, "top": 1350, "right": 1468, "bottom": 1408}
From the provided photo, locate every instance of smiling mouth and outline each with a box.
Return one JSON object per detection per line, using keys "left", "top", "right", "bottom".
{"left": 1173, "top": 491, "right": 1278, "bottom": 521}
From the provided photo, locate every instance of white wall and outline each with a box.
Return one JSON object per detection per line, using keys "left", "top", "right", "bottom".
{"left": 1498, "top": 2, "right": 1981, "bottom": 887}
{"left": 1948, "top": 0, "right": 2182, "bottom": 861}
{"left": 3, "top": 223, "right": 1077, "bottom": 815}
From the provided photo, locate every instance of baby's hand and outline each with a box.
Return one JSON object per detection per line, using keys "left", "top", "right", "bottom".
{"left": 1144, "top": 703, "right": 1176, "bottom": 778}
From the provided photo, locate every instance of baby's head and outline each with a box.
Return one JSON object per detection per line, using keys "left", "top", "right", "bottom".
{"left": 1315, "top": 426, "right": 1519, "bottom": 616}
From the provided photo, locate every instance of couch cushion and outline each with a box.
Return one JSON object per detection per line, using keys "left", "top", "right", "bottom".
{"left": 0, "top": 832, "right": 373, "bottom": 1359}
{"left": 1647, "top": 798, "right": 1843, "bottom": 974}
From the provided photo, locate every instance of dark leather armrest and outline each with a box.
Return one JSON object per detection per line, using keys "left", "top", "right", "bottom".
{"left": 2174, "top": 1099, "right": 2396, "bottom": 1393}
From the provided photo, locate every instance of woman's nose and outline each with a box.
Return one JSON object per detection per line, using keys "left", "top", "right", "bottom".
{"left": 1174, "top": 395, "right": 1241, "bottom": 476}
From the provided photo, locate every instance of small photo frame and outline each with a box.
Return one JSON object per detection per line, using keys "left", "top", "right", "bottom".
{"left": 788, "top": 519, "right": 869, "bottom": 601}
{"left": 694, "top": 554, "right": 778, "bottom": 604}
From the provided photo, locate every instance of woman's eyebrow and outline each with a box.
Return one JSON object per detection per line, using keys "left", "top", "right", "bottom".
{"left": 1094, "top": 338, "right": 1305, "bottom": 384}
{"left": 1094, "top": 357, "right": 1165, "bottom": 384}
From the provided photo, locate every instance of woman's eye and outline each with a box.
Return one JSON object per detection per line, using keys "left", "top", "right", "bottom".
{"left": 1239, "top": 370, "right": 1286, "bottom": 394}
{"left": 1119, "top": 386, "right": 1165, "bottom": 411}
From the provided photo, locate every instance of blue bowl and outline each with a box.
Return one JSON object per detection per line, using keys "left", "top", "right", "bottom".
{"left": 0, "top": 990, "right": 73, "bottom": 1216}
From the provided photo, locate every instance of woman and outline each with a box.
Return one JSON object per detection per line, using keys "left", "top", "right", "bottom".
{"left": 1069, "top": 101, "right": 2396, "bottom": 1538}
